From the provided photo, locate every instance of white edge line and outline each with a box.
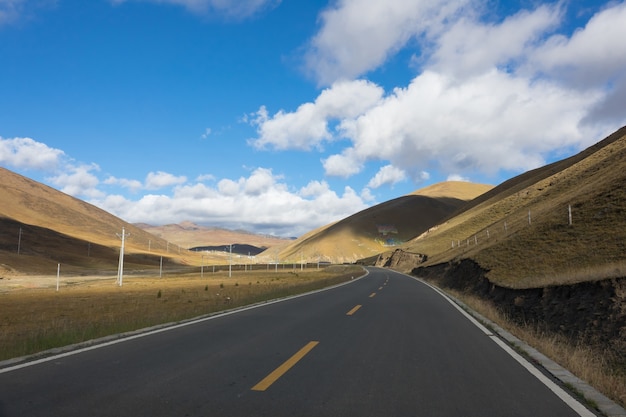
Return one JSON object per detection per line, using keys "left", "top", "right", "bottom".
{"left": 0, "top": 268, "right": 369, "bottom": 374}
{"left": 410, "top": 275, "right": 596, "bottom": 417}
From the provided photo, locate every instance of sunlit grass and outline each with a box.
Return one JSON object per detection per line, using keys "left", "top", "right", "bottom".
{"left": 0, "top": 266, "right": 363, "bottom": 361}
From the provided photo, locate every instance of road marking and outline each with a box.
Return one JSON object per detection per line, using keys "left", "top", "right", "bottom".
{"left": 346, "top": 304, "right": 362, "bottom": 315}
{"left": 251, "top": 341, "right": 319, "bottom": 392}
{"left": 369, "top": 292, "right": 377, "bottom": 298}
{"left": 378, "top": 286, "right": 383, "bottom": 290}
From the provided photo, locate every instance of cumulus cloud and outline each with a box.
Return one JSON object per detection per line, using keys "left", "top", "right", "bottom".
{"left": 249, "top": 79, "right": 383, "bottom": 150}
{"left": 304, "top": 0, "right": 471, "bottom": 85}
{"left": 343, "top": 70, "right": 596, "bottom": 176}
{"left": 367, "top": 165, "right": 407, "bottom": 189}
{"left": 447, "top": 174, "right": 469, "bottom": 182}
{"left": 145, "top": 171, "right": 188, "bottom": 189}
{"left": 322, "top": 150, "right": 362, "bottom": 178}
{"left": 529, "top": 2, "right": 626, "bottom": 89}
{"left": 104, "top": 176, "right": 143, "bottom": 193}
{"left": 110, "top": 0, "right": 280, "bottom": 19}
{"left": 49, "top": 164, "right": 104, "bottom": 199}
{"left": 251, "top": 0, "right": 626, "bottom": 185}
{"left": 430, "top": 4, "right": 562, "bottom": 79}
{"left": 0, "top": 136, "right": 65, "bottom": 171}
{"left": 528, "top": 2, "right": 626, "bottom": 127}
{"left": 92, "top": 168, "right": 368, "bottom": 236}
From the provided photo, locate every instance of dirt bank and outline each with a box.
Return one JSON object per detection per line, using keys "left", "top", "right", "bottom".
{"left": 411, "top": 259, "right": 626, "bottom": 362}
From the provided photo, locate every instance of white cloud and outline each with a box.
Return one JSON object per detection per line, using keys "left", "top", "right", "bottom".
{"left": 529, "top": 2, "right": 626, "bottom": 89}
{"left": 0, "top": 136, "right": 64, "bottom": 171}
{"left": 446, "top": 174, "right": 469, "bottom": 182}
{"left": 304, "top": 0, "right": 470, "bottom": 85}
{"left": 367, "top": 165, "right": 407, "bottom": 189}
{"left": 249, "top": 79, "right": 383, "bottom": 150}
{"left": 299, "top": 180, "right": 330, "bottom": 198}
{"left": 49, "top": 164, "right": 104, "bottom": 199}
{"left": 110, "top": 0, "right": 279, "bottom": 19}
{"left": 322, "top": 150, "right": 362, "bottom": 178}
{"left": 145, "top": 171, "right": 187, "bottom": 190}
{"left": 430, "top": 4, "right": 562, "bottom": 79}
{"left": 104, "top": 176, "right": 143, "bottom": 192}
{"left": 248, "top": 0, "right": 625, "bottom": 185}
{"left": 360, "top": 187, "right": 375, "bottom": 202}
{"left": 92, "top": 168, "right": 369, "bottom": 237}
{"left": 196, "top": 173, "right": 216, "bottom": 182}
{"left": 339, "top": 69, "right": 597, "bottom": 177}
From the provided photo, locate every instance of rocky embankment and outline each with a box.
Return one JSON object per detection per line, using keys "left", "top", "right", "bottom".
{"left": 411, "top": 258, "right": 626, "bottom": 362}
{"left": 374, "top": 249, "right": 427, "bottom": 270}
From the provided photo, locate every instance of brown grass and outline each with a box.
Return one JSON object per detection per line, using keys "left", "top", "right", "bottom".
{"left": 0, "top": 265, "right": 364, "bottom": 362}
{"left": 404, "top": 127, "right": 626, "bottom": 288}
{"left": 446, "top": 288, "right": 626, "bottom": 408}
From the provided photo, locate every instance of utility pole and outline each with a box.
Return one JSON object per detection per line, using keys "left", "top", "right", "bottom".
{"left": 227, "top": 244, "right": 235, "bottom": 278}
{"left": 568, "top": 205, "right": 572, "bottom": 226}
{"left": 17, "top": 227, "right": 22, "bottom": 255}
{"left": 116, "top": 227, "right": 131, "bottom": 286}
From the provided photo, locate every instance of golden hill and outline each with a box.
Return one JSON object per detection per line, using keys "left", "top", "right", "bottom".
{"left": 0, "top": 167, "right": 190, "bottom": 276}
{"left": 266, "top": 181, "right": 492, "bottom": 264}
{"left": 389, "top": 126, "right": 626, "bottom": 288}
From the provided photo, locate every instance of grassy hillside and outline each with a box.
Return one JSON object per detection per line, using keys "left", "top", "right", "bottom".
{"left": 271, "top": 182, "right": 492, "bottom": 264}
{"left": 400, "top": 126, "right": 626, "bottom": 288}
{"left": 0, "top": 167, "right": 195, "bottom": 275}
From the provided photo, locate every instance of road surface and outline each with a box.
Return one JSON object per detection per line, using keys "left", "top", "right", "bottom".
{"left": 0, "top": 267, "right": 595, "bottom": 416}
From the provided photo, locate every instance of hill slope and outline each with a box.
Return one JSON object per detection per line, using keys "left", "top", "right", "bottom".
{"left": 392, "top": 126, "right": 626, "bottom": 288}
{"left": 268, "top": 181, "right": 492, "bottom": 264}
{"left": 0, "top": 167, "right": 181, "bottom": 275}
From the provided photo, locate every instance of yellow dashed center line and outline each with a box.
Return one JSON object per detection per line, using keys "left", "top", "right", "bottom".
{"left": 251, "top": 341, "right": 319, "bottom": 391}
{"left": 346, "top": 304, "right": 362, "bottom": 316}
{"left": 369, "top": 292, "right": 377, "bottom": 298}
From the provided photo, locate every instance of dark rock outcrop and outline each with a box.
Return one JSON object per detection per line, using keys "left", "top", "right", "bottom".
{"left": 412, "top": 259, "right": 626, "bottom": 361}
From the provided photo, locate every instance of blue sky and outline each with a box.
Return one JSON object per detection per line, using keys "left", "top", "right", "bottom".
{"left": 1, "top": 0, "right": 625, "bottom": 237}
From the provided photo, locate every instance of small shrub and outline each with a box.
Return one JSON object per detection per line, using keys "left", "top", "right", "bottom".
{"left": 157, "top": 290, "right": 162, "bottom": 298}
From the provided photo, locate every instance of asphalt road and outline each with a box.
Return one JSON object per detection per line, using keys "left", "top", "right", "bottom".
{"left": 0, "top": 267, "right": 596, "bottom": 417}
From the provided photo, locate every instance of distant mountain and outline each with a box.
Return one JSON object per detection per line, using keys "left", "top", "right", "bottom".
{"left": 0, "top": 167, "right": 177, "bottom": 275}
{"left": 266, "top": 181, "right": 493, "bottom": 264}
{"left": 135, "top": 222, "right": 291, "bottom": 253}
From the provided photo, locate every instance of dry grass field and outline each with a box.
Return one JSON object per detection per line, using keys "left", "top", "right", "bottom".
{"left": 402, "top": 126, "right": 626, "bottom": 288}
{"left": 0, "top": 265, "right": 364, "bottom": 362}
